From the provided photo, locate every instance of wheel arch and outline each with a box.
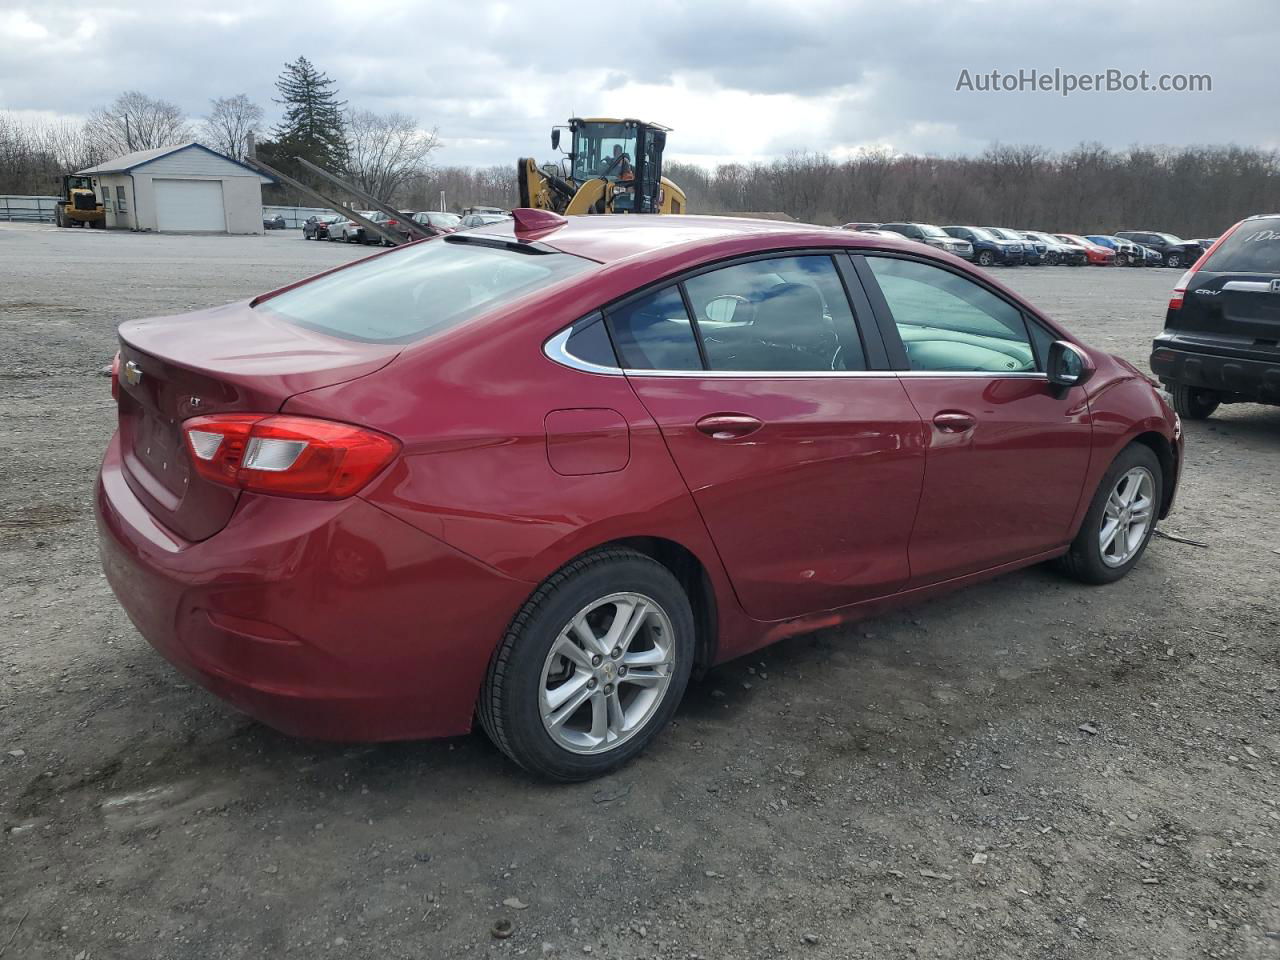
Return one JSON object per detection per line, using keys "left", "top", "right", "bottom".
{"left": 560, "top": 536, "right": 720, "bottom": 674}
{"left": 1128, "top": 430, "right": 1177, "bottom": 519}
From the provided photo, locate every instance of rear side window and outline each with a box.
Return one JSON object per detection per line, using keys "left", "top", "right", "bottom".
{"left": 606, "top": 286, "right": 702, "bottom": 370}
{"left": 256, "top": 239, "right": 596, "bottom": 343}
{"left": 1202, "top": 218, "right": 1280, "bottom": 273}
{"left": 683, "top": 255, "right": 866, "bottom": 372}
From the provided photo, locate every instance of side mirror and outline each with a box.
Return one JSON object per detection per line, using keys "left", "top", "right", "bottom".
{"left": 1047, "top": 340, "right": 1095, "bottom": 388}
{"left": 551, "top": 129, "right": 561, "bottom": 150}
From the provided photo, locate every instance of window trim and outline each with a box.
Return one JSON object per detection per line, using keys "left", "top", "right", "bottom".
{"left": 850, "top": 251, "right": 1054, "bottom": 378}
{"left": 544, "top": 247, "right": 893, "bottom": 378}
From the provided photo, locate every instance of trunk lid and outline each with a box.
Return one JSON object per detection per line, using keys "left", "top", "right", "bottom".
{"left": 116, "top": 300, "right": 400, "bottom": 542}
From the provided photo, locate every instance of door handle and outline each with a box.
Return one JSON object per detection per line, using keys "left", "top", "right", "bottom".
{"left": 696, "top": 413, "right": 763, "bottom": 440}
{"left": 932, "top": 411, "right": 976, "bottom": 433}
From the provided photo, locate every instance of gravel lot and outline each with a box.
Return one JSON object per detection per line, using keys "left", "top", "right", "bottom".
{"left": 2, "top": 222, "right": 1278, "bottom": 959}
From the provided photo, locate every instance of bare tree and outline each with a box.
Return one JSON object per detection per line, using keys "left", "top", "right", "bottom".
{"left": 200, "top": 94, "right": 264, "bottom": 161}
{"left": 85, "top": 91, "right": 192, "bottom": 157}
{"left": 342, "top": 109, "right": 439, "bottom": 202}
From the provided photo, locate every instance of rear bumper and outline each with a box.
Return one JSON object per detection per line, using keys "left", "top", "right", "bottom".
{"left": 1150, "top": 336, "right": 1280, "bottom": 402}
{"left": 95, "top": 432, "right": 534, "bottom": 741}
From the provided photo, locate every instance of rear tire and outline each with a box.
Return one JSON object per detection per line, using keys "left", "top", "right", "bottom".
{"left": 1171, "top": 383, "right": 1220, "bottom": 420}
{"left": 479, "top": 548, "right": 695, "bottom": 781}
{"left": 1057, "top": 443, "right": 1162, "bottom": 585}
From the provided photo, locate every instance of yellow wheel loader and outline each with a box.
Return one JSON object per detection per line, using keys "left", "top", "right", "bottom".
{"left": 54, "top": 175, "right": 105, "bottom": 228}
{"left": 518, "top": 118, "right": 686, "bottom": 216}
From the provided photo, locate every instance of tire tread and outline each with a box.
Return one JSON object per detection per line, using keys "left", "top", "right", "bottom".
{"left": 478, "top": 547, "right": 660, "bottom": 776}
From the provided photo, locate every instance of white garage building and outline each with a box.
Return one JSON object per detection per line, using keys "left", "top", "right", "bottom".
{"left": 78, "top": 142, "right": 273, "bottom": 234}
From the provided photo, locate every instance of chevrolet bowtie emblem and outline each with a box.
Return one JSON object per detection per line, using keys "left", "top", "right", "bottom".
{"left": 123, "top": 360, "right": 143, "bottom": 386}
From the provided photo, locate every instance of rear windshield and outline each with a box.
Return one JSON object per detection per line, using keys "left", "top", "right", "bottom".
{"left": 256, "top": 239, "right": 597, "bottom": 343}
{"left": 1202, "top": 218, "right": 1280, "bottom": 274}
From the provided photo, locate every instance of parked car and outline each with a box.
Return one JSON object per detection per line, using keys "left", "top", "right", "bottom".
{"left": 1151, "top": 212, "right": 1280, "bottom": 419}
{"left": 365, "top": 211, "right": 423, "bottom": 245}
{"left": 1113, "top": 231, "right": 1205, "bottom": 269}
{"left": 462, "top": 205, "right": 507, "bottom": 217}
{"left": 334, "top": 212, "right": 377, "bottom": 243}
{"left": 302, "top": 215, "right": 344, "bottom": 240}
{"left": 1136, "top": 244, "right": 1164, "bottom": 267}
{"left": 460, "top": 212, "right": 512, "bottom": 229}
{"left": 1085, "top": 235, "right": 1144, "bottom": 266}
{"left": 1055, "top": 234, "right": 1117, "bottom": 266}
{"left": 263, "top": 213, "right": 287, "bottom": 230}
{"left": 1190, "top": 237, "right": 1218, "bottom": 250}
{"left": 878, "top": 222, "right": 973, "bottom": 259}
{"left": 982, "top": 227, "right": 1042, "bottom": 265}
{"left": 840, "top": 222, "right": 880, "bottom": 231}
{"left": 97, "top": 210, "right": 1181, "bottom": 780}
{"left": 1021, "top": 231, "right": 1088, "bottom": 266}
{"left": 411, "top": 211, "right": 463, "bottom": 236}
{"left": 943, "top": 226, "right": 1025, "bottom": 266}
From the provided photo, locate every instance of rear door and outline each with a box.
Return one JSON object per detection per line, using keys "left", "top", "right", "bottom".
{"left": 612, "top": 253, "right": 928, "bottom": 622}
{"left": 1176, "top": 217, "right": 1280, "bottom": 345}
{"left": 853, "top": 252, "right": 1093, "bottom": 585}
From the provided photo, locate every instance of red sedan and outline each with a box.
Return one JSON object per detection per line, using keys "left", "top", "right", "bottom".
{"left": 1055, "top": 233, "right": 1117, "bottom": 266}
{"left": 97, "top": 210, "right": 1182, "bottom": 780}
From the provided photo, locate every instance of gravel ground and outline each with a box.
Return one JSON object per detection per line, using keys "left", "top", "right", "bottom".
{"left": 1, "top": 222, "right": 1278, "bottom": 959}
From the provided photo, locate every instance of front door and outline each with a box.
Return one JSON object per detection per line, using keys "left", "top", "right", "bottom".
{"left": 606, "top": 254, "right": 928, "bottom": 621}
{"left": 855, "top": 253, "right": 1094, "bottom": 585}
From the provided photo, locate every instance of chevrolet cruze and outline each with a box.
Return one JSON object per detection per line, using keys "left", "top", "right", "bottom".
{"left": 97, "top": 210, "right": 1182, "bottom": 780}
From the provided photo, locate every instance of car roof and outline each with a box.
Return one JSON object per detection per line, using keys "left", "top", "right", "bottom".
{"left": 465, "top": 213, "right": 925, "bottom": 265}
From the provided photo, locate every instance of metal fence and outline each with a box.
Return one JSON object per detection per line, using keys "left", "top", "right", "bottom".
{"left": 0, "top": 196, "right": 59, "bottom": 223}
{"left": 262, "top": 204, "right": 345, "bottom": 229}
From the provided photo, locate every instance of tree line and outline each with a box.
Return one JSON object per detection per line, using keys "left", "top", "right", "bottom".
{"left": 665, "top": 144, "right": 1280, "bottom": 237}
{"left": 0, "top": 56, "right": 439, "bottom": 207}
{"left": 3, "top": 60, "right": 1276, "bottom": 235}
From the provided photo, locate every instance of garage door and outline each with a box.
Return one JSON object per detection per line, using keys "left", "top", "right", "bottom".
{"left": 153, "top": 179, "right": 226, "bottom": 232}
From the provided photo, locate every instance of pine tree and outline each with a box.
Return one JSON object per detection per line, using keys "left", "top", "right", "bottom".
{"left": 272, "top": 56, "right": 347, "bottom": 170}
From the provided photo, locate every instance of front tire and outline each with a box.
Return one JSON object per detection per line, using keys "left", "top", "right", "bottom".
{"left": 479, "top": 549, "right": 695, "bottom": 781}
{"left": 1165, "top": 252, "right": 1183, "bottom": 269}
{"left": 977, "top": 250, "right": 995, "bottom": 267}
{"left": 1170, "top": 383, "right": 1220, "bottom": 419}
{"left": 1057, "top": 443, "right": 1162, "bottom": 585}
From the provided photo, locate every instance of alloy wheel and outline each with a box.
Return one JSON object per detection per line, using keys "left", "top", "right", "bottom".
{"left": 1099, "top": 467, "right": 1155, "bottom": 567}
{"left": 539, "top": 592, "right": 675, "bottom": 755}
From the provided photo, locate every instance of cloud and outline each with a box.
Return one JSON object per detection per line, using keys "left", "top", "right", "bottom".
{"left": 0, "top": 0, "right": 1275, "bottom": 168}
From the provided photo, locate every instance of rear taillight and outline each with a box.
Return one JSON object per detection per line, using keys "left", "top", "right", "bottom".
{"left": 183, "top": 414, "right": 399, "bottom": 499}
{"left": 1168, "top": 269, "right": 1194, "bottom": 310}
{"left": 110, "top": 351, "right": 120, "bottom": 400}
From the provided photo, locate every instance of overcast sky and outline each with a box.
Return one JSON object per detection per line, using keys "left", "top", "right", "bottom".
{"left": 2, "top": 0, "right": 1276, "bottom": 167}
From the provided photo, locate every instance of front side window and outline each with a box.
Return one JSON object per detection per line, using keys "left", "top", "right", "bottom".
{"left": 605, "top": 286, "right": 702, "bottom": 371}
{"left": 257, "top": 238, "right": 597, "bottom": 343}
{"left": 865, "top": 257, "right": 1036, "bottom": 373}
{"left": 683, "top": 256, "right": 866, "bottom": 372}
{"left": 572, "top": 121, "right": 638, "bottom": 183}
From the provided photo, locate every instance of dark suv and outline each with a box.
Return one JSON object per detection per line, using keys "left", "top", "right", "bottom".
{"left": 1115, "top": 231, "right": 1205, "bottom": 269}
{"left": 1150, "top": 214, "right": 1280, "bottom": 418}
{"left": 877, "top": 222, "right": 974, "bottom": 259}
